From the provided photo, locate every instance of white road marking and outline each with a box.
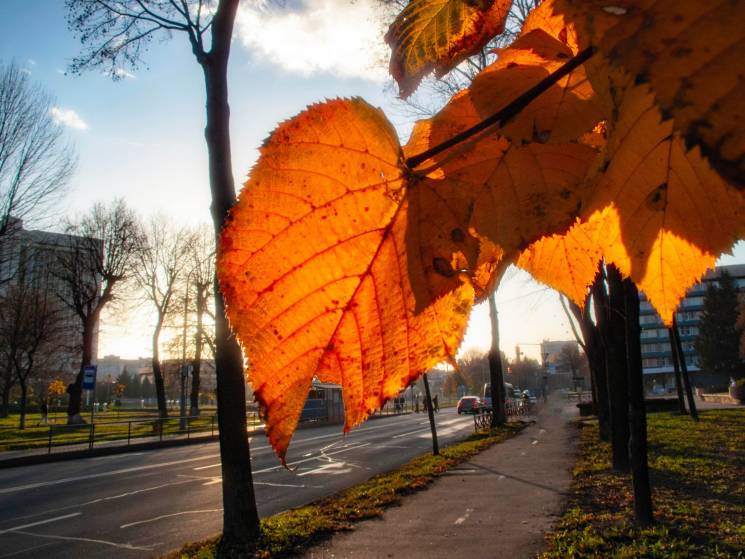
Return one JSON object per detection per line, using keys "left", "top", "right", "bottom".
{"left": 0, "top": 479, "right": 198, "bottom": 526}
{"left": 191, "top": 416, "right": 437, "bottom": 472}
{"left": 254, "top": 481, "right": 307, "bottom": 488}
{"left": 0, "top": 513, "right": 81, "bottom": 534}
{"left": 0, "top": 453, "right": 220, "bottom": 495}
{"left": 120, "top": 509, "right": 222, "bottom": 529}
{"left": 13, "top": 530, "right": 153, "bottom": 551}
{"left": 454, "top": 508, "right": 473, "bottom": 525}
{"left": 297, "top": 462, "right": 352, "bottom": 477}
{"left": 252, "top": 443, "right": 370, "bottom": 474}
{"left": 0, "top": 541, "right": 56, "bottom": 558}
{"left": 392, "top": 428, "right": 429, "bottom": 439}
{"left": 531, "top": 440, "right": 539, "bottom": 445}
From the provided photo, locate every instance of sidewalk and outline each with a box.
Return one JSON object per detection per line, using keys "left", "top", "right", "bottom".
{"left": 303, "top": 395, "right": 577, "bottom": 559}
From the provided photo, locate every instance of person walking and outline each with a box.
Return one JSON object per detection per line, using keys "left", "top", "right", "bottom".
{"left": 433, "top": 394, "right": 439, "bottom": 412}
{"left": 38, "top": 399, "right": 49, "bottom": 426}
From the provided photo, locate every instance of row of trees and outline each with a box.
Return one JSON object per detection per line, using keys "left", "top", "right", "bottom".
{"left": 0, "top": 198, "right": 220, "bottom": 427}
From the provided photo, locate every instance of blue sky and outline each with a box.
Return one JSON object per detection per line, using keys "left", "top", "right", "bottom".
{"left": 1, "top": 0, "right": 742, "bottom": 360}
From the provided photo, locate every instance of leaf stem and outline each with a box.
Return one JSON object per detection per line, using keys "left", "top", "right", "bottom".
{"left": 405, "top": 46, "right": 596, "bottom": 169}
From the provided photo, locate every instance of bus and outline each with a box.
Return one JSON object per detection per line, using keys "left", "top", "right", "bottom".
{"left": 481, "top": 381, "right": 515, "bottom": 411}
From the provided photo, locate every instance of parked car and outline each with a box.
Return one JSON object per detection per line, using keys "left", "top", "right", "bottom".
{"left": 457, "top": 396, "right": 481, "bottom": 414}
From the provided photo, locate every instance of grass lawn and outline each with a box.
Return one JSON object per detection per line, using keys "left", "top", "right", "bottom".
{"left": 0, "top": 409, "right": 260, "bottom": 452}
{"left": 542, "top": 409, "right": 745, "bottom": 558}
{"left": 167, "top": 422, "right": 526, "bottom": 559}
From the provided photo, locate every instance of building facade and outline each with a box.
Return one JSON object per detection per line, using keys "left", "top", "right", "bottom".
{"left": 640, "top": 264, "right": 745, "bottom": 390}
{"left": 0, "top": 218, "right": 99, "bottom": 375}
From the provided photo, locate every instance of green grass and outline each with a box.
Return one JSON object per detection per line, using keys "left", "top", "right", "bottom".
{"left": 541, "top": 409, "right": 745, "bottom": 558}
{"left": 0, "top": 409, "right": 259, "bottom": 452}
{"left": 167, "top": 422, "right": 526, "bottom": 559}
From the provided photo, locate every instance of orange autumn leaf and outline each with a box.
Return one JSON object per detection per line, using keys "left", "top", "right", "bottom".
{"left": 219, "top": 98, "right": 477, "bottom": 462}
{"left": 464, "top": 29, "right": 607, "bottom": 145}
{"left": 404, "top": 78, "right": 601, "bottom": 303}
{"left": 586, "top": 83, "right": 745, "bottom": 323}
{"left": 518, "top": 83, "right": 745, "bottom": 324}
{"left": 516, "top": 213, "right": 605, "bottom": 306}
{"left": 385, "top": 0, "right": 513, "bottom": 98}
{"left": 554, "top": 0, "right": 745, "bottom": 188}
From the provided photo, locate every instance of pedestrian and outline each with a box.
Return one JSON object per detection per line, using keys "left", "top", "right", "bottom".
{"left": 38, "top": 399, "right": 48, "bottom": 426}
{"left": 433, "top": 394, "right": 439, "bottom": 412}
{"left": 415, "top": 395, "right": 420, "bottom": 413}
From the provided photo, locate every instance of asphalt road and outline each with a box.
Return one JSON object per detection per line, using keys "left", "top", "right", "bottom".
{"left": 0, "top": 408, "right": 477, "bottom": 558}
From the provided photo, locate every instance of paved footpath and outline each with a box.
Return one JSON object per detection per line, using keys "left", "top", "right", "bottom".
{"left": 303, "top": 395, "right": 577, "bottom": 559}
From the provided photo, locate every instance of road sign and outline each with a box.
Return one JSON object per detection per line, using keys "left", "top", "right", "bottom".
{"left": 82, "top": 365, "right": 97, "bottom": 390}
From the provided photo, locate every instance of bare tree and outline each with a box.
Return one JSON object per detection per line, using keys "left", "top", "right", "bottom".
{"left": 184, "top": 225, "right": 216, "bottom": 416}
{"left": 54, "top": 199, "right": 143, "bottom": 423}
{"left": 64, "top": 0, "right": 260, "bottom": 542}
{"left": 0, "top": 262, "right": 66, "bottom": 429}
{"left": 0, "top": 61, "right": 75, "bottom": 244}
{"left": 134, "top": 216, "right": 192, "bottom": 418}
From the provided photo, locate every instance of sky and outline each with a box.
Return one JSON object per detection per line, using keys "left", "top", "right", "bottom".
{"left": 1, "top": 0, "right": 743, "bottom": 363}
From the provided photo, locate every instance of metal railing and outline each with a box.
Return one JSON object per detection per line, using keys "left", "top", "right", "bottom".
{"left": 0, "top": 411, "right": 262, "bottom": 456}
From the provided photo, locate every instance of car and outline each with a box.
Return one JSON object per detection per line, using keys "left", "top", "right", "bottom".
{"left": 457, "top": 396, "right": 481, "bottom": 414}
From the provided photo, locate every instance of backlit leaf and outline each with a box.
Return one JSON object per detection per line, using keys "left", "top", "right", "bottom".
{"left": 404, "top": 77, "right": 601, "bottom": 302}
{"left": 554, "top": 0, "right": 745, "bottom": 188}
{"left": 516, "top": 213, "right": 605, "bottom": 306}
{"left": 219, "top": 99, "right": 476, "bottom": 462}
{"left": 386, "top": 0, "right": 513, "bottom": 98}
{"left": 518, "top": 83, "right": 745, "bottom": 323}
{"left": 462, "top": 29, "right": 607, "bottom": 144}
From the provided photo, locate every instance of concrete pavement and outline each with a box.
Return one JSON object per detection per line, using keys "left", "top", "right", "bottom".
{"left": 304, "top": 395, "right": 577, "bottom": 559}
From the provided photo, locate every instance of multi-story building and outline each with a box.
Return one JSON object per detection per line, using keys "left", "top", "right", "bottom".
{"left": 0, "top": 218, "right": 99, "bottom": 375}
{"left": 640, "top": 264, "right": 745, "bottom": 390}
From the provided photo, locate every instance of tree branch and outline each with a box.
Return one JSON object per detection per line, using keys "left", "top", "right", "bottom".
{"left": 405, "top": 47, "right": 595, "bottom": 169}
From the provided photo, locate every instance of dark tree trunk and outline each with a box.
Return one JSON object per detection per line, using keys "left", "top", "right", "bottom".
{"left": 601, "top": 265, "right": 630, "bottom": 471}
{"left": 0, "top": 380, "right": 11, "bottom": 418}
{"left": 422, "top": 374, "right": 439, "bottom": 455}
{"left": 623, "top": 279, "right": 654, "bottom": 526}
{"left": 68, "top": 317, "right": 96, "bottom": 423}
{"left": 488, "top": 295, "right": 507, "bottom": 427}
{"left": 668, "top": 327, "right": 688, "bottom": 414}
{"left": 202, "top": 0, "right": 260, "bottom": 546}
{"left": 152, "top": 319, "right": 169, "bottom": 418}
{"left": 568, "top": 287, "right": 610, "bottom": 441}
{"left": 18, "top": 380, "right": 27, "bottom": 430}
{"left": 672, "top": 317, "right": 698, "bottom": 421}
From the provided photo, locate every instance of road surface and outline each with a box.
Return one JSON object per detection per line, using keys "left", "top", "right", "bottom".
{"left": 0, "top": 409, "right": 477, "bottom": 558}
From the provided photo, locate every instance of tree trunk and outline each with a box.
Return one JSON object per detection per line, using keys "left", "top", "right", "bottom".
{"left": 488, "top": 294, "right": 507, "bottom": 427}
{"left": 68, "top": 317, "right": 95, "bottom": 423}
{"left": 568, "top": 289, "right": 611, "bottom": 441}
{"left": 0, "top": 379, "right": 11, "bottom": 418}
{"left": 18, "top": 380, "right": 27, "bottom": 430}
{"left": 672, "top": 317, "right": 698, "bottom": 421}
{"left": 190, "top": 290, "right": 205, "bottom": 416}
{"left": 202, "top": 0, "right": 261, "bottom": 546}
{"left": 667, "top": 327, "right": 688, "bottom": 414}
{"left": 623, "top": 279, "right": 654, "bottom": 526}
{"left": 152, "top": 318, "right": 169, "bottom": 418}
{"left": 422, "top": 374, "right": 439, "bottom": 455}
{"left": 602, "top": 265, "right": 630, "bottom": 471}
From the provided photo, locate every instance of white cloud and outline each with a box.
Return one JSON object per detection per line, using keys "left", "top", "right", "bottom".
{"left": 235, "top": 0, "right": 389, "bottom": 81}
{"left": 50, "top": 107, "right": 88, "bottom": 130}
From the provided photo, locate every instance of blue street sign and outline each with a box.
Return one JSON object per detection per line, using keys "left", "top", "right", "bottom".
{"left": 82, "top": 365, "right": 97, "bottom": 390}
